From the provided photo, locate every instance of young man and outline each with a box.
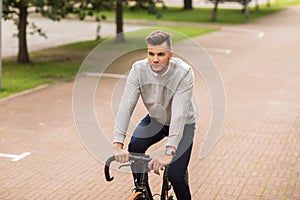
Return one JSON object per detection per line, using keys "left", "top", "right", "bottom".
{"left": 113, "top": 30, "right": 197, "bottom": 200}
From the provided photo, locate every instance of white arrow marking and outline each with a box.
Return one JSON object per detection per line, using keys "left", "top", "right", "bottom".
{"left": 0, "top": 152, "right": 31, "bottom": 162}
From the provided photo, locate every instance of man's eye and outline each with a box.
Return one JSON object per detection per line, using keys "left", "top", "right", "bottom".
{"left": 149, "top": 52, "right": 154, "bottom": 56}
{"left": 158, "top": 53, "right": 165, "bottom": 56}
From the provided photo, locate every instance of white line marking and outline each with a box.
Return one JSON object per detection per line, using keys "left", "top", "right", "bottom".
{"left": 0, "top": 152, "right": 31, "bottom": 162}
{"left": 257, "top": 32, "right": 265, "bottom": 39}
{"left": 174, "top": 46, "right": 232, "bottom": 54}
{"left": 206, "top": 48, "right": 232, "bottom": 54}
{"left": 222, "top": 27, "right": 265, "bottom": 39}
{"left": 84, "top": 72, "right": 128, "bottom": 79}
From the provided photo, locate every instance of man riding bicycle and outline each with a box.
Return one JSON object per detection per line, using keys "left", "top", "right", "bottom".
{"left": 113, "top": 30, "right": 197, "bottom": 200}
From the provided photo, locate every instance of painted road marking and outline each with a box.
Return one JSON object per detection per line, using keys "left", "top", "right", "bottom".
{"left": 174, "top": 46, "right": 232, "bottom": 55}
{"left": 257, "top": 32, "right": 265, "bottom": 39}
{"left": 222, "top": 27, "right": 265, "bottom": 39}
{"left": 0, "top": 152, "right": 31, "bottom": 162}
{"left": 206, "top": 48, "right": 232, "bottom": 54}
{"left": 84, "top": 72, "right": 128, "bottom": 79}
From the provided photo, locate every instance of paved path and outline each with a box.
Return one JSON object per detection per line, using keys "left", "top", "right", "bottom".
{"left": 1, "top": 5, "right": 300, "bottom": 200}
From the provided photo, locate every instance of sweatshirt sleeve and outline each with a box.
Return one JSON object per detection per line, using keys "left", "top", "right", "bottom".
{"left": 167, "top": 68, "right": 194, "bottom": 149}
{"left": 113, "top": 66, "right": 140, "bottom": 144}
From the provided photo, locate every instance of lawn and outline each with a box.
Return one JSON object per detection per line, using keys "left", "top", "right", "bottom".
{"left": 99, "top": 0, "right": 300, "bottom": 24}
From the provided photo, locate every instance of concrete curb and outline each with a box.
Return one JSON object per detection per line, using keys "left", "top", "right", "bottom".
{"left": 0, "top": 84, "right": 49, "bottom": 103}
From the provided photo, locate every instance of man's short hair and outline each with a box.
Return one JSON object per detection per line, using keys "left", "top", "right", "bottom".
{"left": 145, "top": 30, "right": 172, "bottom": 50}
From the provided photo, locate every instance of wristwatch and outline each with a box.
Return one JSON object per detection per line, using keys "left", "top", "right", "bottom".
{"left": 165, "top": 148, "right": 176, "bottom": 156}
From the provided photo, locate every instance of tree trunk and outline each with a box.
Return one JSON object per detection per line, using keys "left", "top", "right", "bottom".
{"left": 116, "top": 0, "right": 125, "bottom": 42}
{"left": 18, "top": 0, "right": 30, "bottom": 63}
{"left": 211, "top": 0, "right": 220, "bottom": 21}
{"left": 255, "top": 0, "right": 260, "bottom": 10}
{"left": 243, "top": 0, "right": 250, "bottom": 18}
{"left": 184, "top": 0, "right": 193, "bottom": 10}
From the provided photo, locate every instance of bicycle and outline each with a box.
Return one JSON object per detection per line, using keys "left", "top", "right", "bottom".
{"left": 105, "top": 154, "right": 175, "bottom": 200}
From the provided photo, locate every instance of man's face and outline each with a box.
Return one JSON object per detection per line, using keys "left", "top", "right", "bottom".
{"left": 147, "top": 42, "right": 173, "bottom": 75}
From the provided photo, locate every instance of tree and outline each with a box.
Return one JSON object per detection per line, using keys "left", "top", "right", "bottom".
{"left": 113, "top": 0, "right": 162, "bottom": 42}
{"left": 116, "top": 0, "right": 125, "bottom": 42}
{"left": 2, "top": 0, "right": 161, "bottom": 63}
{"left": 210, "top": 0, "right": 250, "bottom": 21}
{"left": 129, "top": 0, "right": 162, "bottom": 13}
{"left": 211, "top": 0, "right": 221, "bottom": 21}
{"left": 3, "top": 0, "right": 72, "bottom": 63}
{"left": 184, "top": 0, "right": 193, "bottom": 10}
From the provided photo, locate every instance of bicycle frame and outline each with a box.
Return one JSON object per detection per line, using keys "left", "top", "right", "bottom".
{"left": 104, "top": 154, "right": 174, "bottom": 200}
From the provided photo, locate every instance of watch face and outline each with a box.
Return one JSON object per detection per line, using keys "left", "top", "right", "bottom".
{"left": 165, "top": 149, "right": 175, "bottom": 156}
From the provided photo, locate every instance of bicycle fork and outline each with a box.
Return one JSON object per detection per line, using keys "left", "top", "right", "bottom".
{"left": 131, "top": 162, "right": 154, "bottom": 200}
{"left": 161, "top": 165, "right": 174, "bottom": 200}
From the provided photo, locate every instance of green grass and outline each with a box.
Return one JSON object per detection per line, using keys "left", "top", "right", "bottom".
{"left": 92, "top": 26, "right": 214, "bottom": 48}
{"left": 275, "top": 0, "right": 300, "bottom": 6}
{"left": 0, "top": 39, "right": 104, "bottom": 98}
{"left": 107, "top": 26, "right": 216, "bottom": 48}
{"left": 158, "top": 26, "right": 217, "bottom": 38}
{"left": 0, "top": 61, "right": 76, "bottom": 97}
{"left": 0, "top": 26, "right": 215, "bottom": 98}
{"left": 99, "top": 0, "right": 300, "bottom": 24}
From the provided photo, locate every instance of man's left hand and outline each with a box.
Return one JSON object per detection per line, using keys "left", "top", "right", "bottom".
{"left": 148, "top": 147, "right": 176, "bottom": 175}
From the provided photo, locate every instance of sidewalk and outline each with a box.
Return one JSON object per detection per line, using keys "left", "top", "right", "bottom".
{"left": 0, "top": 5, "right": 300, "bottom": 200}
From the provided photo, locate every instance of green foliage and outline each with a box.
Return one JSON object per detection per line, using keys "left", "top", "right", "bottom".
{"left": 2, "top": 0, "right": 80, "bottom": 62}
{"left": 3, "top": 0, "right": 69, "bottom": 21}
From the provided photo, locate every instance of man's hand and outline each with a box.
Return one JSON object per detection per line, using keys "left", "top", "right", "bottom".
{"left": 148, "top": 147, "right": 176, "bottom": 175}
{"left": 113, "top": 142, "right": 129, "bottom": 163}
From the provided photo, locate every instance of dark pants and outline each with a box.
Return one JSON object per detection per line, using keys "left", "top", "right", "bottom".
{"left": 128, "top": 114, "right": 195, "bottom": 200}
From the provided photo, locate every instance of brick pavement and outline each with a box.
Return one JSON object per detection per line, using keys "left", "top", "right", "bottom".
{"left": 1, "top": 5, "right": 300, "bottom": 200}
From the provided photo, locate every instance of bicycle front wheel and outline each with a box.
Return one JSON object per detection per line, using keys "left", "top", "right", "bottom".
{"left": 130, "top": 191, "right": 144, "bottom": 200}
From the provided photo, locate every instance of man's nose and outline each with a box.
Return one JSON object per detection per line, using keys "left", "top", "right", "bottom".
{"left": 153, "top": 55, "right": 159, "bottom": 63}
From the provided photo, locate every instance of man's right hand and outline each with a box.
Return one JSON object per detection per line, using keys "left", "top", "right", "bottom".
{"left": 113, "top": 142, "right": 129, "bottom": 163}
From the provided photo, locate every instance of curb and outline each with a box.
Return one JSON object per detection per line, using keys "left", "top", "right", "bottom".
{"left": 0, "top": 84, "right": 49, "bottom": 103}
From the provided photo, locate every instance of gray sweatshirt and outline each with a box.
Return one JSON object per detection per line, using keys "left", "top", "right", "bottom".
{"left": 113, "top": 57, "right": 197, "bottom": 149}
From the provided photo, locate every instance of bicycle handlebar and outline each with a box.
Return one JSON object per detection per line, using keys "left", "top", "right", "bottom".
{"left": 104, "top": 154, "right": 152, "bottom": 182}
{"left": 104, "top": 156, "right": 116, "bottom": 182}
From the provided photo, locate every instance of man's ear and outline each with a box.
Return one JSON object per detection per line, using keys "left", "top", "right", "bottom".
{"left": 169, "top": 51, "right": 173, "bottom": 59}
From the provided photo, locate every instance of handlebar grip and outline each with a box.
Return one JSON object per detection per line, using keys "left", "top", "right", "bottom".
{"left": 104, "top": 156, "right": 115, "bottom": 182}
